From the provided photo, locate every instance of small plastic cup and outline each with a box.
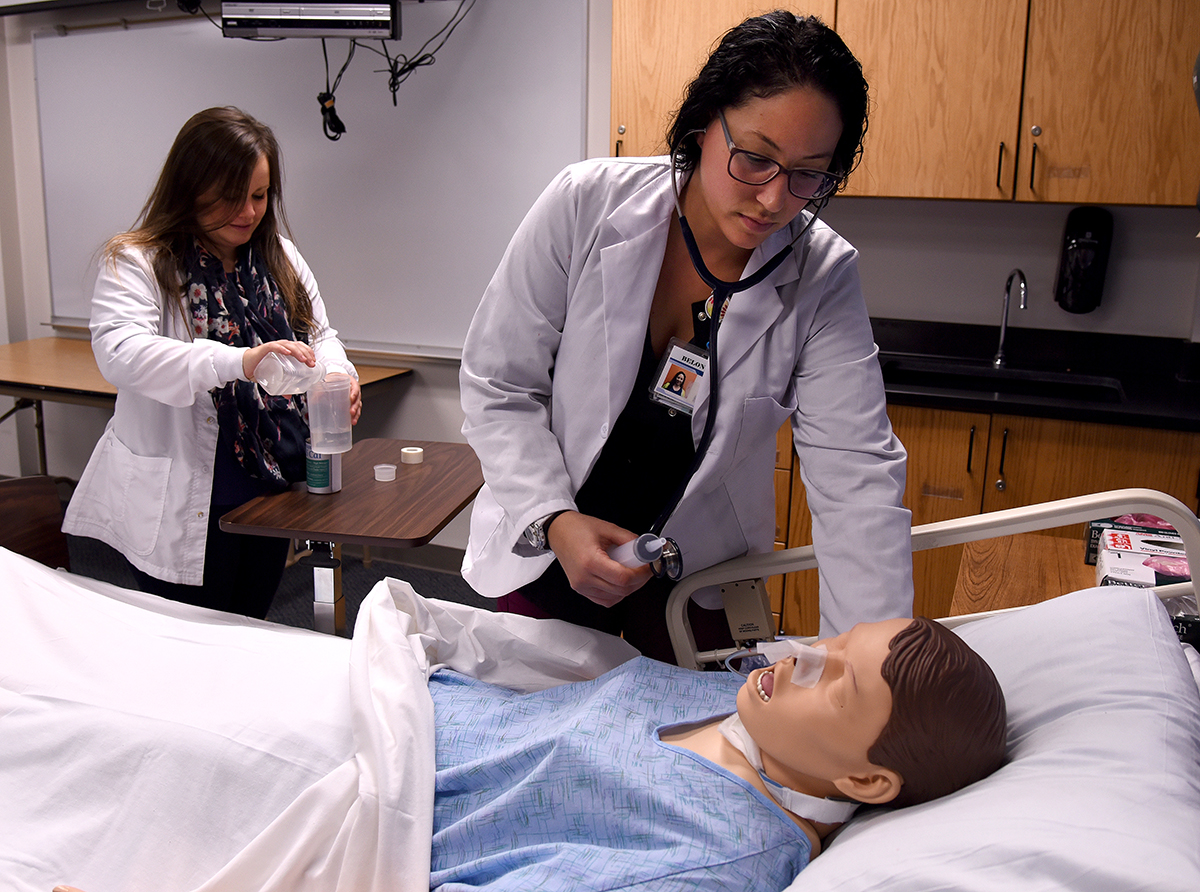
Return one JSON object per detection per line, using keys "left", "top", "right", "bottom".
{"left": 374, "top": 463, "right": 397, "bottom": 482}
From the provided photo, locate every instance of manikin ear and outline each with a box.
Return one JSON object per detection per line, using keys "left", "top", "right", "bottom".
{"left": 832, "top": 766, "right": 903, "bottom": 805}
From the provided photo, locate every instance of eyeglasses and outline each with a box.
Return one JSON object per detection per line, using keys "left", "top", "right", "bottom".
{"left": 717, "top": 110, "right": 842, "bottom": 201}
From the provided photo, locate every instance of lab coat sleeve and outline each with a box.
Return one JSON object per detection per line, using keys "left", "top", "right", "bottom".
{"left": 459, "top": 169, "right": 581, "bottom": 536}
{"left": 789, "top": 250, "right": 913, "bottom": 637}
{"left": 90, "top": 249, "right": 246, "bottom": 408}
{"left": 285, "top": 240, "right": 357, "bottom": 380}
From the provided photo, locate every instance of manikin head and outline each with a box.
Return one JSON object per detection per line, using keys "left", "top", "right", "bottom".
{"left": 737, "top": 617, "right": 1007, "bottom": 811}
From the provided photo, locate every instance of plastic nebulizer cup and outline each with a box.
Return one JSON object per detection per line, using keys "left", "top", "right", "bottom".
{"left": 307, "top": 373, "right": 353, "bottom": 454}
{"left": 254, "top": 351, "right": 326, "bottom": 396}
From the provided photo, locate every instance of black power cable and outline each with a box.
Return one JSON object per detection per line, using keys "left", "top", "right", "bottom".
{"left": 318, "top": 38, "right": 355, "bottom": 140}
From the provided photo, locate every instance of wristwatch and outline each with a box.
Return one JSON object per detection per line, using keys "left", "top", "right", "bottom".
{"left": 523, "top": 510, "right": 567, "bottom": 551}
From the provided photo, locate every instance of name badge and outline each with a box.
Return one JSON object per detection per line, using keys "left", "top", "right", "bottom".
{"left": 649, "top": 337, "right": 708, "bottom": 415}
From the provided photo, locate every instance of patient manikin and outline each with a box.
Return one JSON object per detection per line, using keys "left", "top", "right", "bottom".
{"left": 429, "top": 615, "right": 1006, "bottom": 888}
{"left": 53, "top": 617, "right": 1006, "bottom": 892}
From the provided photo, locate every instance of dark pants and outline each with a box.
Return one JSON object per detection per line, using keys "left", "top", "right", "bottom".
{"left": 500, "top": 562, "right": 734, "bottom": 665}
{"left": 127, "top": 504, "right": 290, "bottom": 620}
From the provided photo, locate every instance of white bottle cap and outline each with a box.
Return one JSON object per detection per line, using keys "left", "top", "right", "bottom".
{"left": 374, "top": 463, "right": 397, "bottom": 482}
{"left": 400, "top": 446, "right": 424, "bottom": 464}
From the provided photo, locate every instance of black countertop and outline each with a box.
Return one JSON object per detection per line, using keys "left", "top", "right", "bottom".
{"left": 871, "top": 318, "right": 1200, "bottom": 432}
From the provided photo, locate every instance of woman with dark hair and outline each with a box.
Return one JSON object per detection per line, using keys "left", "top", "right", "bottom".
{"left": 63, "top": 106, "right": 361, "bottom": 618}
{"left": 460, "top": 11, "right": 912, "bottom": 660}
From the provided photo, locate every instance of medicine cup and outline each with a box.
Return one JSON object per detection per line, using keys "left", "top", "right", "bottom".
{"left": 308, "top": 373, "right": 353, "bottom": 454}
{"left": 254, "top": 352, "right": 326, "bottom": 396}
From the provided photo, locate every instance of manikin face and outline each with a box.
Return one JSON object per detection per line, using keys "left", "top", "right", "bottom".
{"left": 736, "top": 618, "right": 911, "bottom": 798}
{"left": 197, "top": 153, "right": 271, "bottom": 266}
{"left": 690, "top": 86, "right": 842, "bottom": 252}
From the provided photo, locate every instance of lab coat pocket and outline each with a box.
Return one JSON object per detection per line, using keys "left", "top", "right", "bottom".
{"left": 729, "top": 395, "right": 794, "bottom": 474}
{"left": 95, "top": 431, "right": 172, "bottom": 556}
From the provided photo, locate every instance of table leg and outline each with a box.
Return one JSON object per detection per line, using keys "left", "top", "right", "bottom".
{"left": 302, "top": 540, "right": 345, "bottom": 635}
{"left": 32, "top": 399, "right": 47, "bottom": 477}
{"left": 0, "top": 398, "right": 48, "bottom": 476}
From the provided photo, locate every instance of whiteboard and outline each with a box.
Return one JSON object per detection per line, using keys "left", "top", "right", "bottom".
{"left": 34, "top": 0, "right": 587, "bottom": 358}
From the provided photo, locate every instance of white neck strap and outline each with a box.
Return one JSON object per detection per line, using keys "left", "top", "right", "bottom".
{"left": 719, "top": 715, "right": 861, "bottom": 824}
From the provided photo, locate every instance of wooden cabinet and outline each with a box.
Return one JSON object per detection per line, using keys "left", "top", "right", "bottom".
{"left": 611, "top": 0, "right": 837, "bottom": 158}
{"left": 780, "top": 405, "right": 1200, "bottom": 636}
{"left": 979, "top": 414, "right": 1200, "bottom": 526}
{"left": 1016, "top": 0, "right": 1200, "bottom": 205}
{"left": 835, "top": 0, "right": 1027, "bottom": 200}
{"left": 836, "top": 0, "right": 1200, "bottom": 205}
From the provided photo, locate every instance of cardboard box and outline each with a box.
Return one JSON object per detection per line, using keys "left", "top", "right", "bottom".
{"left": 1086, "top": 517, "right": 1180, "bottom": 564}
{"left": 1096, "top": 528, "right": 1187, "bottom": 559}
{"left": 1097, "top": 546, "right": 1191, "bottom": 588}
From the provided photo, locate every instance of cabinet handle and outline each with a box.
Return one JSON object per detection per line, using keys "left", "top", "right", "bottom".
{"left": 615, "top": 139, "right": 623, "bottom": 157}
{"left": 995, "top": 143, "right": 1005, "bottom": 190}
{"left": 1029, "top": 143, "right": 1038, "bottom": 192}
{"left": 994, "top": 427, "right": 1009, "bottom": 491}
{"left": 966, "top": 424, "right": 976, "bottom": 473}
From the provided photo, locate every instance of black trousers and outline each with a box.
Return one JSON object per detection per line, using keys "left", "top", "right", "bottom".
{"left": 127, "top": 503, "right": 290, "bottom": 620}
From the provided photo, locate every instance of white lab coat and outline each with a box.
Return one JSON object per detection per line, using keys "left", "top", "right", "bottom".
{"left": 63, "top": 238, "right": 356, "bottom": 585}
{"left": 460, "top": 157, "right": 912, "bottom": 635}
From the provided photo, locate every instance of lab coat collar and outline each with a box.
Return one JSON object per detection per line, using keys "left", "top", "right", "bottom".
{"left": 597, "top": 167, "right": 678, "bottom": 427}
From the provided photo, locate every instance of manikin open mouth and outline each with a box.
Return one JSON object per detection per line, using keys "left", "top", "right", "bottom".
{"left": 756, "top": 666, "right": 775, "bottom": 702}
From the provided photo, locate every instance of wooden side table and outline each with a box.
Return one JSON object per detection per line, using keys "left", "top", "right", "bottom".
{"left": 949, "top": 533, "right": 1099, "bottom": 616}
{"left": 220, "top": 438, "right": 483, "bottom": 634}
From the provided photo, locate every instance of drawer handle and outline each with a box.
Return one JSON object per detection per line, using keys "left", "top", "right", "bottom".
{"left": 994, "top": 427, "right": 1009, "bottom": 491}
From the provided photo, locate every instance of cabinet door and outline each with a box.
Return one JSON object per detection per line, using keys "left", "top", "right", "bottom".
{"left": 1016, "top": 0, "right": 1200, "bottom": 205}
{"left": 781, "top": 404, "right": 990, "bottom": 636}
{"left": 888, "top": 404, "right": 992, "bottom": 619}
{"left": 611, "top": 0, "right": 836, "bottom": 158}
{"left": 981, "top": 415, "right": 1200, "bottom": 539}
{"left": 835, "top": 0, "right": 1027, "bottom": 199}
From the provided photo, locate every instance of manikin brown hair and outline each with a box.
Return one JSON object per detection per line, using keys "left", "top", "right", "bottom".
{"left": 869, "top": 617, "right": 1007, "bottom": 808}
{"left": 104, "top": 106, "right": 314, "bottom": 337}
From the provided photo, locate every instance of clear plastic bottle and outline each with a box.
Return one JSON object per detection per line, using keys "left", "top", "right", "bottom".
{"left": 254, "top": 352, "right": 326, "bottom": 396}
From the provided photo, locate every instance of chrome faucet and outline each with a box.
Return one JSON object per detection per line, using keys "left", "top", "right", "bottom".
{"left": 993, "top": 268, "right": 1027, "bottom": 369}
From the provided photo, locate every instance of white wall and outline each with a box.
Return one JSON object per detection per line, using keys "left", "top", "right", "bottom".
{"left": 825, "top": 199, "right": 1200, "bottom": 337}
{"left": 2, "top": 0, "right": 1199, "bottom": 553}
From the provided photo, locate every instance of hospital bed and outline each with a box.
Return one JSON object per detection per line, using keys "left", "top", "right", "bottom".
{"left": 1, "top": 486, "right": 1198, "bottom": 892}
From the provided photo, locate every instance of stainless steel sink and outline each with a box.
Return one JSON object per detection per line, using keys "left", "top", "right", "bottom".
{"left": 880, "top": 356, "right": 1125, "bottom": 403}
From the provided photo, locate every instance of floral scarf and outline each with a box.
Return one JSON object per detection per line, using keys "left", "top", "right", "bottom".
{"left": 185, "top": 240, "right": 308, "bottom": 491}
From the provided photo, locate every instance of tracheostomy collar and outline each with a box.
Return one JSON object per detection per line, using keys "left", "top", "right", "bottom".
{"left": 718, "top": 714, "right": 861, "bottom": 825}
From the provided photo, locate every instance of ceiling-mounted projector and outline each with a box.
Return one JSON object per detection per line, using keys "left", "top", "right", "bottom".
{"left": 221, "top": 1, "right": 398, "bottom": 39}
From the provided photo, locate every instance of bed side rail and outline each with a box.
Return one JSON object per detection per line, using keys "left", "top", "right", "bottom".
{"left": 668, "top": 488, "right": 1200, "bottom": 669}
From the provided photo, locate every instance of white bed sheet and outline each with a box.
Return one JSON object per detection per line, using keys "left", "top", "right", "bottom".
{"left": 0, "top": 547, "right": 636, "bottom": 892}
{"left": 4, "top": 546, "right": 1200, "bottom": 892}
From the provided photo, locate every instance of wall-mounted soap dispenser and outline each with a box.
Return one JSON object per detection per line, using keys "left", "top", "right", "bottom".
{"left": 1054, "top": 206, "right": 1113, "bottom": 314}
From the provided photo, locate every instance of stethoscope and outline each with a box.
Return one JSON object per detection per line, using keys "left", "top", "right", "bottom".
{"left": 647, "top": 154, "right": 830, "bottom": 581}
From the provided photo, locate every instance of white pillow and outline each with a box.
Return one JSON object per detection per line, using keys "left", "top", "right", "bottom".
{"left": 790, "top": 587, "right": 1200, "bottom": 892}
